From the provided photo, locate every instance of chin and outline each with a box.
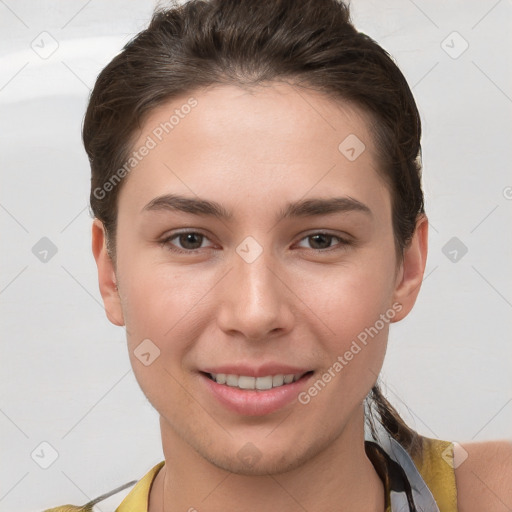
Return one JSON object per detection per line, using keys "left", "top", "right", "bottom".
{"left": 207, "top": 451, "right": 306, "bottom": 476}
{"left": 199, "top": 435, "right": 329, "bottom": 477}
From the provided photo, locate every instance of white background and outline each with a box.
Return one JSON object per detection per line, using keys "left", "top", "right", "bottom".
{"left": 0, "top": 0, "right": 511, "bottom": 510}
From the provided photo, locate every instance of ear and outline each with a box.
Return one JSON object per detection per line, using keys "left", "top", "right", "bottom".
{"left": 391, "top": 214, "right": 428, "bottom": 322}
{"left": 91, "top": 219, "right": 125, "bottom": 326}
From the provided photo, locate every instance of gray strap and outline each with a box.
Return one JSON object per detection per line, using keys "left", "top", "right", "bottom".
{"left": 365, "top": 420, "right": 440, "bottom": 512}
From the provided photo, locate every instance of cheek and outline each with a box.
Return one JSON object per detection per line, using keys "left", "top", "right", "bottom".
{"left": 291, "top": 250, "right": 397, "bottom": 404}
{"left": 295, "top": 268, "right": 394, "bottom": 417}
{"left": 118, "top": 261, "right": 215, "bottom": 409}
{"left": 116, "top": 246, "right": 224, "bottom": 379}
{"left": 298, "top": 255, "right": 397, "bottom": 341}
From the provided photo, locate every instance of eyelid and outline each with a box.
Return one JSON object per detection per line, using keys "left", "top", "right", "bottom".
{"left": 294, "top": 231, "right": 353, "bottom": 250}
{"left": 159, "top": 229, "right": 353, "bottom": 254}
{"left": 159, "top": 229, "right": 216, "bottom": 253}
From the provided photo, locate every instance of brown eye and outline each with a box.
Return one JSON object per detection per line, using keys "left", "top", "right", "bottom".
{"left": 307, "top": 234, "right": 335, "bottom": 250}
{"left": 177, "top": 232, "right": 204, "bottom": 250}
{"left": 295, "top": 232, "right": 352, "bottom": 252}
{"left": 161, "top": 231, "right": 211, "bottom": 253}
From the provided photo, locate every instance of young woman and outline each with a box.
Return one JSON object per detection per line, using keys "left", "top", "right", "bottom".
{"left": 45, "top": 0, "right": 511, "bottom": 510}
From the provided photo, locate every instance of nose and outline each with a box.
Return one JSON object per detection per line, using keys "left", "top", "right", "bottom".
{"left": 216, "top": 250, "right": 294, "bottom": 341}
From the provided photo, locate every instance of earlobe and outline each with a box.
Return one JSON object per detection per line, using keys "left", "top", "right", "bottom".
{"left": 91, "top": 219, "right": 125, "bottom": 326}
{"left": 391, "top": 215, "right": 429, "bottom": 322}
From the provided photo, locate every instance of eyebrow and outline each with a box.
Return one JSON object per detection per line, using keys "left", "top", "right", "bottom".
{"left": 141, "top": 193, "right": 372, "bottom": 221}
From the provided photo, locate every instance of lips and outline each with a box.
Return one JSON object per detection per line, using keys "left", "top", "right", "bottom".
{"left": 199, "top": 365, "right": 314, "bottom": 416}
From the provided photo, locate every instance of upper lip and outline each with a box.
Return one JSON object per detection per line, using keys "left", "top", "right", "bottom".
{"left": 201, "top": 364, "right": 312, "bottom": 378}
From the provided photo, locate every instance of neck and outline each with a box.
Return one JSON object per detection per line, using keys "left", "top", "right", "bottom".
{"left": 149, "top": 405, "right": 385, "bottom": 512}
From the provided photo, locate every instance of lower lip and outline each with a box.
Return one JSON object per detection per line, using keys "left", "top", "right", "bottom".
{"left": 201, "top": 372, "right": 313, "bottom": 416}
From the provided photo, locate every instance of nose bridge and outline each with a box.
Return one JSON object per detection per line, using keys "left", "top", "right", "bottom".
{"left": 217, "top": 244, "right": 292, "bottom": 339}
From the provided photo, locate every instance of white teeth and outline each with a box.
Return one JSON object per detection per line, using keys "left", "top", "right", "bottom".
{"left": 226, "top": 374, "right": 238, "bottom": 387}
{"left": 256, "top": 376, "right": 273, "bottom": 390}
{"left": 210, "top": 373, "right": 304, "bottom": 390}
{"left": 238, "top": 376, "right": 255, "bottom": 389}
{"left": 272, "top": 375, "right": 284, "bottom": 386}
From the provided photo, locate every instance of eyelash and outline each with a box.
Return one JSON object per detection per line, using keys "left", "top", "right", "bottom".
{"left": 159, "top": 230, "right": 353, "bottom": 254}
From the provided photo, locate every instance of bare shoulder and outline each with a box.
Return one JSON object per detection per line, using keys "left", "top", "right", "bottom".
{"left": 454, "top": 439, "right": 512, "bottom": 512}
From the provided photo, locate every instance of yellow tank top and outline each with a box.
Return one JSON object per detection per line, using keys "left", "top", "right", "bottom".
{"left": 411, "top": 436, "right": 459, "bottom": 511}
{"left": 42, "top": 435, "right": 458, "bottom": 511}
{"left": 364, "top": 435, "right": 458, "bottom": 512}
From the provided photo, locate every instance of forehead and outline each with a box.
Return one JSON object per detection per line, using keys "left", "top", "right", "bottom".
{"left": 137, "top": 82, "right": 375, "bottom": 156}
{"left": 119, "top": 82, "right": 390, "bottom": 216}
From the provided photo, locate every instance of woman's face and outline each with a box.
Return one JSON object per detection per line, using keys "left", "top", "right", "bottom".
{"left": 94, "top": 83, "right": 424, "bottom": 475}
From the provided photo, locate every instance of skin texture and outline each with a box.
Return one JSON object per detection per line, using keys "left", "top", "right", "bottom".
{"left": 454, "top": 440, "right": 512, "bottom": 511}
{"left": 92, "top": 83, "right": 429, "bottom": 511}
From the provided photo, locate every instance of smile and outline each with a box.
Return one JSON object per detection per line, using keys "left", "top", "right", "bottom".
{"left": 208, "top": 372, "right": 307, "bottom": 390}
